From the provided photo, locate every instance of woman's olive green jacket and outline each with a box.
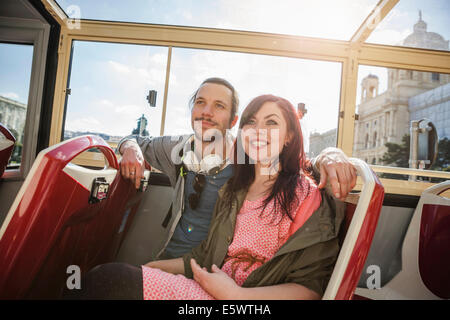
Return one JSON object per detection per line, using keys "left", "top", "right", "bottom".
{"left": 183, "top": 183, "right": 345, "bottom": 297}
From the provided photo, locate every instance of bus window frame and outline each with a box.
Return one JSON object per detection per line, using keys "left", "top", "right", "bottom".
{"left": 0, "top": 15, "right": 50, "bottom": 181}
{"left": 42, "top": 0, "right": 450, "bottom": 196}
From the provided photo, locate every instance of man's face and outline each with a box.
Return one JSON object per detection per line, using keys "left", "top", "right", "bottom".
{"left": 191, "top": 82, "right": 237, "bottom": 142}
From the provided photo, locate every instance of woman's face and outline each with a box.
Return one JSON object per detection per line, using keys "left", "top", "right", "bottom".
{"left": 241, "top": 101, "right": 290, "bottom": 165}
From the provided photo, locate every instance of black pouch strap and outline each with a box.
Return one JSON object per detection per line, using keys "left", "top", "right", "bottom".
{"left": 161, "top": 203, "right": 173, "bottom": 228}
{"left": 161, "top": 163, "right": 183, "bottom": 228}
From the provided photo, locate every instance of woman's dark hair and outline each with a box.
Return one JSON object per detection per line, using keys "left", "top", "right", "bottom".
{"left": 189, "top": 77, "right": 239, "bottom": 122}
{"left": 226, "top": 94, "right": 312, "bottom": 223}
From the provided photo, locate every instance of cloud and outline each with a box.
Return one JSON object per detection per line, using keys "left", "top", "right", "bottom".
{"left": 108, "top": 60, "right": 131, "bottom": 74}
{"left": 181, "top": 10, "right": 192, "bottom": 21}
{"left": 1, "top": 92, "right": 20, "bottom": 100}
{"left": 114, "top": 104, "right": 143, "bottom": 115}
{"left": 65, "top": 117, "right": 103, "bottom": 132}
{"left": 368, "top": 28, "right": 412, "bottom": 46}
{"left": 98, "top": 99, "right": 114, "bottom": 108}
{"left": 213, "top": 0, "right": 377, "bottom": 40}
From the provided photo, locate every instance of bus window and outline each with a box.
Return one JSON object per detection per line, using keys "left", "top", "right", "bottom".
{"left": 54, "top": 0, "right": 377, "bottom": 41}
{"left": 62, "top": 41, "right": 169, "bottom": 156}
{"left": 164, "top": 47, "right": 342, "bottom": 159}
{"left": 367, "top": 0, "right": 450, "bottom": 52}
{"left": 354, "top": 64, "right": 450, "bottom": 181}
{"left": 0, "top": 43, "right": 33, "bottom": 169}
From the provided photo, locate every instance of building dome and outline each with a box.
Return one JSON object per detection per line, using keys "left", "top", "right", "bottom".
{"left": 403, "top": 11, "right": 449, "bottom": 51}
{"left": 413, "top": 16, "right": 427, "bottom": 33}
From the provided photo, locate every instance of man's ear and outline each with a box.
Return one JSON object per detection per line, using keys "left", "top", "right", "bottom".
{"left": 230, "top": 115, "right": 238, "bottom": 129}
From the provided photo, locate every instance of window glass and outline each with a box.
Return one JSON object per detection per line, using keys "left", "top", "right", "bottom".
{"left": 165, "top": 48, "right": 342, "bottom": 158}
{"left": 55, "top": 0, "right": 377, "bottom": 41}
{"left": 63, "top": 41, "right": 168, "bottom": 149}
{"left": 0, "top": 42, "right": 33, "bottom": 168}
{"left": 354, "top": 65, "right": 450, "bottom": 179}
{"left": 367, "top": 0, "right": 450, "bottom": 52}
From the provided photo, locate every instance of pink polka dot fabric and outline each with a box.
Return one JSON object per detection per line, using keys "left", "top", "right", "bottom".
{"left": 142, "top": 266, "right": 214, "bottom": 300}
{"left": 142, "top": 177, "right": 317, "bottom": 300}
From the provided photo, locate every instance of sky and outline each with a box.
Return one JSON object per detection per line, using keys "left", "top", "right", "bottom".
{"left": 0, "top": 43, "right": 33, "bottom": 104}
{"left": 1, "top": 0, "right": 449, "bottom": 148}
{"left": 367, "top": 0, "right": 450, "bottom": 46}
{"left": 56, "top": 0, "right": 377, "bottom": 40}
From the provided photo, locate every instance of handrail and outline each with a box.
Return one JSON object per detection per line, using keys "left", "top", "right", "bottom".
{"left": 44, "top": 135, "right": 118, "bottom": 170}
{"left": 370, "top": 165, "right": 450, "bottom": 179}
{"left": 323, "top": 158, "right": 384, "bottom": 300}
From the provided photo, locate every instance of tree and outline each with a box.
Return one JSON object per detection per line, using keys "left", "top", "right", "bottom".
{"left": 380, "top": 134, "right": 410, "bottom": 168}
{"left": 379, "top": 134, "right": 410, "bottom": 180}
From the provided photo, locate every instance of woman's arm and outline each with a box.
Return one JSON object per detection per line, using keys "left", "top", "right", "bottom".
{"left": 144, "top": 258, "right": 185, "bottom": 275}
{"left": 234, "top": 283, "right": 320, "bottom": 300}
{"left": 190, "top": 259, "right": 320, "bottom": 300}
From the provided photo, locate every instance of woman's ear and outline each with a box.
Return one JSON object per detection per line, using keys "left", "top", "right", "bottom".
{"left": 284, "top": 133, "right": 293, "bottom": 147}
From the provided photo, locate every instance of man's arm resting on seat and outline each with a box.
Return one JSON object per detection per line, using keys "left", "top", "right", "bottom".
{"left": 312, "top": 147, "right": 357, "bottom": 201}
{"left": 119, "top": 139, "right": 147, "bottom": 189}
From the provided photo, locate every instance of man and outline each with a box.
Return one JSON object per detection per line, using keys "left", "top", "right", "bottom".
{"left": 118, "top": 77, "right": 356, "bottom": 260}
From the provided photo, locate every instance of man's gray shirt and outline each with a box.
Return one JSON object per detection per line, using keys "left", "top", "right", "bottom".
{"left": 117, "top": 134, "right": 232, "bottom": 260}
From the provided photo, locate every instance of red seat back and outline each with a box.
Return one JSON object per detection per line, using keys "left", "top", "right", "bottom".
{"left": 0, "top": 123, "right": 16, "bottom": 177}
{"left": 353, "top": 180, "right": 449, "bottom": 300}
{"left": 0, "top": 135, "right": 147, "bottom": 299}
{"left": 419, "top": 201, "right": 450, "bottom": 299}
{"left": 414, "top": 182, "right": 450, "bottom": 299}
{"left": 323, "top": 158, "right": 384, "bottom": 300}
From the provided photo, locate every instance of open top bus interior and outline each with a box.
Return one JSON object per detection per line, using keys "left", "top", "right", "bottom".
{"left": 0, "top": 0, "right": 449, "bottom": 300}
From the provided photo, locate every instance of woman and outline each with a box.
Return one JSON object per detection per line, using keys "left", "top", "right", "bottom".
{"left": 70, "top": 94, "right": 344, "bottom": 300}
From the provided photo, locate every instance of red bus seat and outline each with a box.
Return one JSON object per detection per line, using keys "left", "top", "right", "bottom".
{"left": 0, "top": 135, "right": 149, "bottom": 299}
{"left": 323, "top": 158, "right": 384, "bottom": 300}
{"left": 355, "top": 180, "right": 450, "bottom": 300}
{"left": 0, "top": 123, "right": 16, "bottom": 177}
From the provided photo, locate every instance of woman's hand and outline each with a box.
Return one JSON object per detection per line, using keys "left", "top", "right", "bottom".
{"left": 190, "top": 259, "right": 319, "bottom": 300}
{"left": 190, "top": 259, "right": 241, "bottom": 300}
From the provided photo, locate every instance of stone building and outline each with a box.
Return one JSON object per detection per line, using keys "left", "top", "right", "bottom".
{"left": 0, "top": 95, "right": 26, "bottom": 144}
{"left": 309, "top": 128, "right": 337, "bottom": 158}
{"left": 409, "top": 82, "right": 450, "bottom": 140}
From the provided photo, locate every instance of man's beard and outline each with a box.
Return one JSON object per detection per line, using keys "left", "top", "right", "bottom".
{"left": 193, "top": 119, "right": 220, "bottom": 142}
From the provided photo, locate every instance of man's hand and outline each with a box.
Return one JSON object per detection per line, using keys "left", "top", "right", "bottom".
{"left": 119, "top": 140, "right": 147, "bottom": 189}
{"left": 191, "top": 259, "right": 240, "bottom": 300}
{"left": 315, "top": 147, "right": 357, "bottom": 201}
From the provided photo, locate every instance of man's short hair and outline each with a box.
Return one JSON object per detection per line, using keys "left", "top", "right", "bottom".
{"left": 189, "top": 77, "right": 239, "bottom": 120}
